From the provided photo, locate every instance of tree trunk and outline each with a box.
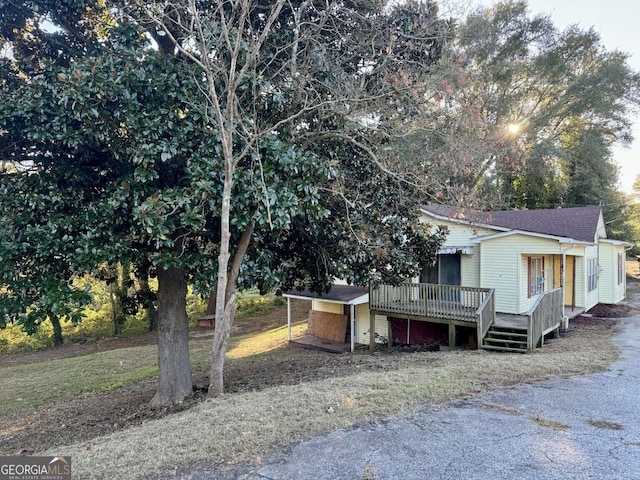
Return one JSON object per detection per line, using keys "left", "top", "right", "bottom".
{"left": 50, "top": 315, "right": 63, "bottom": 347}
{"left": 139, "top": 273, "right": 158, "bottom": 331}
{"left": 209, "top": 221, "right": 255, "bottom": 396}
{"left": 118, "top": 261, "right": 131, "bottom": 331}
{"left": 205, "top": 285, "right": 217, "bottom": 316}
{"left": 151, "top": 266, "right": 192, "bottom": 406}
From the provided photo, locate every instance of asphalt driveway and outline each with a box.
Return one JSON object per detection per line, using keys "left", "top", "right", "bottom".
{"left": 170, "top": 311, "right": 640, "bottom": 480}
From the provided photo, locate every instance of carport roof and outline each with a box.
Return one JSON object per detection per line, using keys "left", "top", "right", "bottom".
{"left": 283, "top": 284, "right": 369, "bottom": 304}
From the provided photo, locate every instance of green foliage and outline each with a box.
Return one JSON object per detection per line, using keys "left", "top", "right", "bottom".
{"left": 1, "top": 0, "right": 451, "bottom": 402}
{"left": 236, "top": 290, "right": 286, "bottom": 318}
{"left": 455, "top": 1, "right": 640, "bottom": 211}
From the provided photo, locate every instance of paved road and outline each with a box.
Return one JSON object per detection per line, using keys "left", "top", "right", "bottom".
{"left": 171, "top": 313, "right": 640, "bottom": 480}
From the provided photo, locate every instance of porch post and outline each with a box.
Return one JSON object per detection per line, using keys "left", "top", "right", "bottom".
{"left": 287, "top": 297, "right": 292, "bottom": 341}
{"left": 369, "top": 312, "right": 376, "bottom": 352}
{"left": 561, "top": 253, "right": 566, "bottom": 320}
{"left": 350, "top": 304, "right": 355, "bottom": 353}
{"left": 448, "top": 323, "right": 455, "bottom": 349}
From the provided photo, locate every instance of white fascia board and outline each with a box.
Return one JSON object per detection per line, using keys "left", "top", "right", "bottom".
{"left": 599, "top": 238, "right": 634, "bottom": 247}
{"left": 420, "top": 207, "right": 511, "bottom": 232}
{"left": 474, "top": 229, "right": 593, "bottom": 245}
{"left": 282, "top": 293, "right": 370, "bottom": 305}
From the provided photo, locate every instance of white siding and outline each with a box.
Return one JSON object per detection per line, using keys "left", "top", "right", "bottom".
{"left": 480, "top": 235, "right": 563, "bottom": 314}
{"left": 574, "top": 256, "right": 585, "bottom": 309}
{"left": 598, "top": 242, "right": 627, "bottom": 304}
{"left": 312, "top": 300, "right": 342, "bottom": 314}
{"left": 583, "top": 245, "right": 599, "bottom": 311}
{"left": 461, "top": 252, "right": 481, "bottom": 288}
{"left": 599, "top": 242, "right": 615, "bottom": 304}
{"left": 355, "top": 303, "right": 387, "bottom": 345}
{"left": 422, "top": 216, "right": 498, "bottom": 246}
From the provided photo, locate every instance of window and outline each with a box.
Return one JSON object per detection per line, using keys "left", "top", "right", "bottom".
{"left": 528, "top": 257, "right": 544, "bottom": 297}
{"left": 587, "top": 258, "right": 599, "bottom": 292}
{"left": 618, "top": 253, "right": 624, "bottom": 285}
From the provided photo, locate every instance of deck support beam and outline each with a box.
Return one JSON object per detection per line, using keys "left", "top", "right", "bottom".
{"left": 448, "top": 323, "right": 455, "bottom": 349}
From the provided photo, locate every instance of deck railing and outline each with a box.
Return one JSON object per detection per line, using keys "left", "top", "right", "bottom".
{"left": 475, "top": 289, "right": 495, "bottom": 342}
{"left": 527, "top": 288, "right": 563, "bottom": 350}
{"left": 369, "top": 283, "right": 492, "bottom": 322}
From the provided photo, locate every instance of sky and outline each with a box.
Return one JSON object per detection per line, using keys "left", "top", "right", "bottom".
{"left": 475, "top": 0, "right": 640, "bottom": 194}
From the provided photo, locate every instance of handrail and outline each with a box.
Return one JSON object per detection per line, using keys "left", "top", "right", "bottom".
{"left": 527, "top": 288, "right": 563, "bottom": 350}
{"left": 475, "top": 289, "right": 495, "bottom": 344}
{"left": 370, "top": 282, "right": 492, "bottom": 323}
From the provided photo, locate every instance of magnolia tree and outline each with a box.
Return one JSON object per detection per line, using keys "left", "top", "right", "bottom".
{"left": 1, "top": 0, "right": 451, "bottom": 404}
{"left": 134, "top": 0, "right": 453, "bottom": 397}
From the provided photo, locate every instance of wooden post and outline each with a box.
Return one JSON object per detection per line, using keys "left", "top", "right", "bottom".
{"left": 369, "top": 312, "right": 376, "bottom": 352}
{"left": 287, "top": 297, "right": 292, "bottom": 341}
{"left": 350, "top": 304, "right": 355, "bottom": 353}
{"left": 388, "top": 318, "right": 392, "bottom": 352}
{"left": 448, "top": 323, "right": 455, "bottom": 349}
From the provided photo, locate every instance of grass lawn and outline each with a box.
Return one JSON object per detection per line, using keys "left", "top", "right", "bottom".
{"left": 1, "top": 284, "right": 633, "bottom": 479}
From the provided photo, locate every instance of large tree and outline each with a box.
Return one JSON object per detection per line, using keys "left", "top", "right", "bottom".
{"left": 453, "top": 1, "right": 640, "bottom": 210}
{"left": 0, "top": 0, "right": 450, "bottom": 404}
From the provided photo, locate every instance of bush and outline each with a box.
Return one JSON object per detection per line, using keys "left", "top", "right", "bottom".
{"left": 0, "top": 284, "right": 285, "bottom": 354}
{"left": 237, "top": 289, "right": 286, "bottom": 318}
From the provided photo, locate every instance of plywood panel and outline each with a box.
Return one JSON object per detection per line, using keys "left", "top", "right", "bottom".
{"left": 307, "top": 310, "right": 347, "bottom": 342}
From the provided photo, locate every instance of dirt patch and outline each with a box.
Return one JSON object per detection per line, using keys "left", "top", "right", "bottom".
{"left": 570, "top": 300, "right": 640, "bottom": 328}
{"left": 585, "top": 303, "right": 640, "bottom": 318}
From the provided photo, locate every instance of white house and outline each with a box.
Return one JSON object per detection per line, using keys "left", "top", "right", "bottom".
{"left": 284, "top": 205, "right": 631, "bottom": 352}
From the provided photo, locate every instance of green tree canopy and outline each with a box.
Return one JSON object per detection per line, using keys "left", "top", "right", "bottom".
{"left": 0, "top": 0, "right": 450, "bottom": 404}
{"left": 454, "top": 1, "right": 640, "bottom": 211}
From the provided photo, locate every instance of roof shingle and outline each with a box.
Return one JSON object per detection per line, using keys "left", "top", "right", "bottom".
{"left": 423, "top": 204, "right": 603, "bottom": 243}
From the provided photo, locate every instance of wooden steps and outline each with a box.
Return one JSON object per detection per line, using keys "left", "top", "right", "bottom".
{"left": 481, "top": 325, "right": 528, "bottom": 353}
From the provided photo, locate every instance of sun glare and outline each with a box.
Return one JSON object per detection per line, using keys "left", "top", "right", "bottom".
{"left": 507, "top": 123, "right": 521, "bottom": 134}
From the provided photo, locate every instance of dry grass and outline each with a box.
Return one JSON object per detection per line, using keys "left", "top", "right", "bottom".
{"left": 531, "top": 415, "right": 571, "bottom": 431}
{"left": 481, "top": 403, "right": 522, "bottom": 416}
{"left": 43, "top": 319, "right": 621, "bottom": 480}
{"left": 585, "top": 419, "right": 624, "bottom": 430}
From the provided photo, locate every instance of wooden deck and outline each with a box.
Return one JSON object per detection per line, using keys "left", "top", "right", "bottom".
{"left": 369, "top": 283, "right": 492, "bottom": 323}
{"left": 369, "top": 282, "right": 565, "bottom": 352}
{"left": 369, "top": 283, "right": 495, "bottom": 351}
{"left": 495, "top": 306, "right": 585, "bottom": 331}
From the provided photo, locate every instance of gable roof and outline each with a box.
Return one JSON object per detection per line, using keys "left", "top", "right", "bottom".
{"left": 422, "top": 204, "right": 604, "bottom": 243}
